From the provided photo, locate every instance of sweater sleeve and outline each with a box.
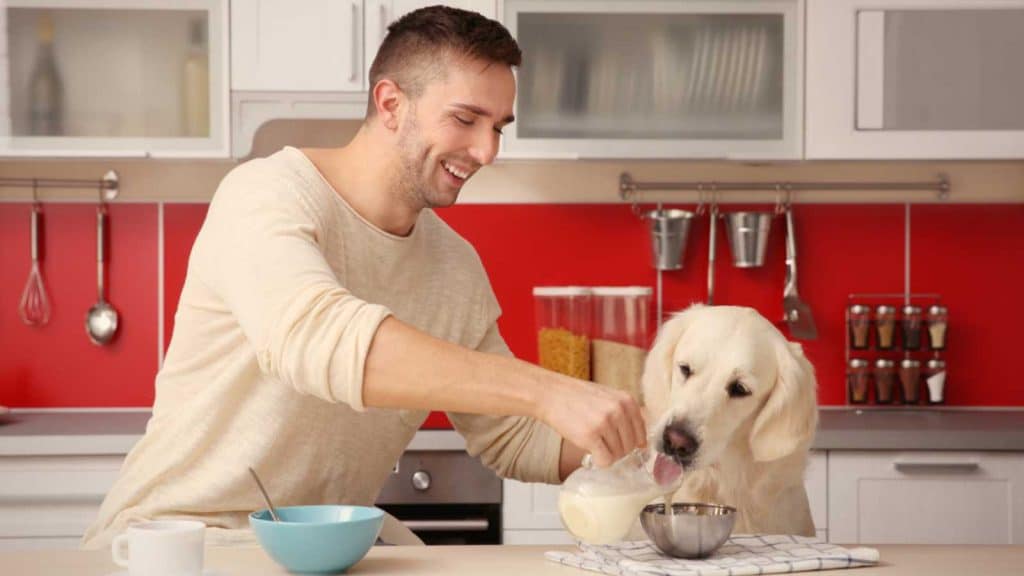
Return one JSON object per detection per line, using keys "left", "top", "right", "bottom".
{"left": 447, "top": 323, "right": 564, "bottom": 485}
{"left": 192, "top": 167, "right": 391, "bottom": 411}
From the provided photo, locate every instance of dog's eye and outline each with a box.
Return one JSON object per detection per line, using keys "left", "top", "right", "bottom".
{"left": 726, "top": 380, "right": 751, "bottom": 398}
{"left": 678, "top": 363, "right": 692, "bottom": 379}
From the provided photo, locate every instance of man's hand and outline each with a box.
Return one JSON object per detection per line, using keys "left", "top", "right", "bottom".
{"left": 539, "top": 377, "right": 647, "bottom": 469}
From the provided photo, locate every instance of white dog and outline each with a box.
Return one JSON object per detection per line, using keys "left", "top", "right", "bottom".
{"left": 641, "top": 305, "right": 818, "bottom": 536}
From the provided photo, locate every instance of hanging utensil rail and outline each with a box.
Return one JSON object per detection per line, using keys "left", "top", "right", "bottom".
{"left": 0, "top": 170, "right": 120, "bottom": 201}
{"left": 619, "top": 171, "right": 950, "bottom": 204}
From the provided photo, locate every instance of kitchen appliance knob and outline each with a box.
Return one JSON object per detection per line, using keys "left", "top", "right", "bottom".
{"left": 411, "top": 470, "right": 431, "bottom": 491}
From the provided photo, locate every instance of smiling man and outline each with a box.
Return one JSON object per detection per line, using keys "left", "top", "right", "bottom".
{"left": 82, "top": 6, "right": 646, "bottom": 549}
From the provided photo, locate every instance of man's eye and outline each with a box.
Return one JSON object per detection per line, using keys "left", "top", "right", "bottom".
{"left": 454, "top": 115, "right": 473, "bottom": 126}
{"left": 726, "top": 381, "right": 751, "bottom": 398}
{"left": 678, "top": 364, "right": 692, "bottom": 379}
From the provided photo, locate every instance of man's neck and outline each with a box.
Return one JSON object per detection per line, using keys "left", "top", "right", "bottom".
{"left": 302, "top": 127, "right": 420, "bottom": 237}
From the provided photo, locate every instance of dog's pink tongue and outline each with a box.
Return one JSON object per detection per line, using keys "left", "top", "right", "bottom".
{"left": 653, "top": 453, "right": 683, "bottom": 488}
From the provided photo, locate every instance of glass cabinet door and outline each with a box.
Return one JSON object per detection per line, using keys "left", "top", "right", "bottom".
{"left": 502, "top": 0, "right": 802, "bottom": 159}
{"left": 807, "top": 0, "right": 1024, "bottom": 159}
{"left": 1, "top": 0, "right": 228, "bottom": 158}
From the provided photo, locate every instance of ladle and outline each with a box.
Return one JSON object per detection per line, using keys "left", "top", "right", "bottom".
{"left": 85, "top": 205, "right": 119, "bottom": 345}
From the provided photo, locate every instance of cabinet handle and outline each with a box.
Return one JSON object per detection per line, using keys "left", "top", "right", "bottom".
{"left": 351, "top": 2, "right": 360, "bottom": 83}
{"left": 380, "top": 4, "right": 388, "bottom": 42}
{"left": 893, "top": 460, "right": 980, "bottom": 473}
{"left": 401, "top": 519, "right": 489, "bottom": 532}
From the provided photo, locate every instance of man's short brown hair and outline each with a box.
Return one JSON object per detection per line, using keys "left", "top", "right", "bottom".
{"left": 366, "top": 5, "right": 521, "bottom": 117}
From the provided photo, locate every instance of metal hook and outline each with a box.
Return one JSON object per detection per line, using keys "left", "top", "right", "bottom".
{"left": 98, "top": 182, "right": 108, "bottom": 214}
{"left": 695, "top": 183, "right": 706, "bottom": 215}
{"left": 774, "top": 184, "right": 786, "bottom": 215}
{"left": 31, "top": 179, "right": 39, "bottom": 207}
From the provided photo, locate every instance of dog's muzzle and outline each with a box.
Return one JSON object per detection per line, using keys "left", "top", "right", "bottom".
{"left": 661, "top": 420, "right": 700, "bottom": 466}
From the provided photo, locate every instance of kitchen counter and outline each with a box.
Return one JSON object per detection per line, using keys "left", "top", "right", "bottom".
{"left": 2, "top": 408, "right": 1024, "bottom": 456}
{"left": 3, "top": 544, "right": 1024, "bottom": 575}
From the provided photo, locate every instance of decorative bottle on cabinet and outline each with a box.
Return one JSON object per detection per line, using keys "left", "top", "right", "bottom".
{"left": 29, "top": 13, "right": 64, "bottom": 136}
{"left": 182, "top": 18, "right": 209, "bottom": 137}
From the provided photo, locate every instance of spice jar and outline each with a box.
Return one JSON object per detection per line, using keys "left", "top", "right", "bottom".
{"left": 874, "top": 359, "right": 896, "bottom": 404}
{"left": 899, "top": 359, "right": 922, "bottom": 404}
{"left": 924, "top": 359, "right": 947, "bottom": 404}
{"left": 875, "top": 305, "right": 897, "bottom": 350}
{"left": 927, "top": 305, "right": 948, "bottom": 351}
{"left": 847, "top": 359, "right": 870, "bottom": 404}
{"left": 533, "top": 286, "right": 592, "bottom": 380}
{"left": 901, "top": 305, "right": 923, "bottom": 351}
{"left": 848, "top": 305, "right": 871, "bottom": 350}
{"left": 591, "top": 287, "right": 653, "bottom": 403}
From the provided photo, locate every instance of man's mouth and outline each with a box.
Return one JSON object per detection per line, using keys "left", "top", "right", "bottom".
{"left": 441, "top": 160, "right": 471, "bottom": 181}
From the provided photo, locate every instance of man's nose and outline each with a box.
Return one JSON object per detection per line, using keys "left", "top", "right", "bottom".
{"left": 469, "top": 130, "right": 499, "bottom": 166}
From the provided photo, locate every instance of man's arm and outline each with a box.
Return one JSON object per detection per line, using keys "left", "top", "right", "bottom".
{"left": 363, "top": 316, "right": 646, "bottom": 468}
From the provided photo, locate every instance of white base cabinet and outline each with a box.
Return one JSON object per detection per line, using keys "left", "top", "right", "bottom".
{"left": 828, "top": 451, "right": 1024, "bottom": 544}
{"left": 0, "top": 455, "right": 124, "bottom": 550}
{"left": 502, "top": 450, "right": 829, "bottom": 545}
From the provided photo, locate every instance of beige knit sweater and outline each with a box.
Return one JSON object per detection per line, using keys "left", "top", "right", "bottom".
{"left": 82, "top": 146, "right": 562, "bottom": 549}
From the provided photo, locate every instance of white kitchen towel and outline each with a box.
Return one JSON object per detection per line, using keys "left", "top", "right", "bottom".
{"left": 545, "top": 535, "right": 880, "bottom": 576}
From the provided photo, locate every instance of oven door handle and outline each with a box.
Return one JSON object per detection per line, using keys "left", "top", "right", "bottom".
{"left": 400, "top": 519, "right": 490, "bottom": 532}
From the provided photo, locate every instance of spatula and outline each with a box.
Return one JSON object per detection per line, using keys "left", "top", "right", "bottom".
{"left": 782, "top": 206, "right": 817, "bottom": 340}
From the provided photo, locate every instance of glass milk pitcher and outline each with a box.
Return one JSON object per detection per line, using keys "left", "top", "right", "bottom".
{"left": 558, "top": 449, "right": 683, "bottom": 544}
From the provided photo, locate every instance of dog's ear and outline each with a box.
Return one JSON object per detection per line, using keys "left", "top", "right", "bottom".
{"left": 749, "top": 340, "right": 818, "bottom": 462}
{"left": 640, "top": 304, "right": 701, "bottom": 413}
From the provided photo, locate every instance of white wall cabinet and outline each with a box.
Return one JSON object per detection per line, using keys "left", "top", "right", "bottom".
{"left": 806, "top": 0, "right": 1024, "bottom": 159}
{"left": 364, "top": 1, "right": 496, "bottom": 74}
{"left": 500, "top": 0, "right": 804, "bottom": 160}
{"left": 0, "top": 455, "right": 123, "bottom": 550}
{"left": 828, "top": 451, "right": 1024, "bottom": 544}
{"left": 230, "top": 0, "right": 364, "bottom": 92}
{"left": 1, "top": 0, "right": 230, "bottom": 158}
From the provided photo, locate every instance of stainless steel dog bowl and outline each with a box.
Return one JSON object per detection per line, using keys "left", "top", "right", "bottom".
{"left": 640, "top": 503, "right": 736, "bottom": 558}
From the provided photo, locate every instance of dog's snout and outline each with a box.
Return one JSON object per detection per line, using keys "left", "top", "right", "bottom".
{"left": 662, "top": 421, "right": 699, "bottom": 463}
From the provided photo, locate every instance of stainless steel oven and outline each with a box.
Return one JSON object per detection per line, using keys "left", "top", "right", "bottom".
{"left": 376, "top": 450, "right": 502, "bottom": 545}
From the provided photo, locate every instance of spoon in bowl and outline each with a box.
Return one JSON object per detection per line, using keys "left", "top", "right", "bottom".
{"left": 248, "top": 466, "right": 281, "bottom": 522}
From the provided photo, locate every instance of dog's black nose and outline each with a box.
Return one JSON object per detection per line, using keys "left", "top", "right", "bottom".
{"left": 662, "top": 422, "right": 699, "bottom": 463}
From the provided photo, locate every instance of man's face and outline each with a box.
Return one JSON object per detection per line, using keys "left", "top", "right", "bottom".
{"left": 394, "top": 57, "right": 516, "bottom": 209}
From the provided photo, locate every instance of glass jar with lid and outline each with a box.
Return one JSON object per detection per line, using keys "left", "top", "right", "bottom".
{"left": 927, "top": 305, "right": 948, "bottom": 351}
{"left": 591, "top": 287, "right": 653, "bottom": 402}
{"left": 874, "top": 359, "right": 896, "bottom": 404}
{"left": 901, "top": 305, "right": 923, "bottom": 350}
{"left": 875, "top": 305, "right": 897, "bottom": 350}
{"left": 533, "top": 286, "right": 593, "bottom": 380}
{"left": 848, "top": 305, "right": 871, "bottom": 350}
{"left": 847, "top": 359, "right": 870, "bottom": 404}
{"left": 924, "top": 359, "right": 947, "bottom": 404}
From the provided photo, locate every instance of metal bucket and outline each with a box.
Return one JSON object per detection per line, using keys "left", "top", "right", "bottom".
{"left": 722, "top": 211, "right": 773, "bottom": 268}
{"left": 646, "top": 209, "right": 694, "bottom": 271}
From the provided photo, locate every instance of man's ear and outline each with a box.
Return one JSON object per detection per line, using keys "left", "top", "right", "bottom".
{"left": 640, "top": 304, "right": 702, "bottom": 415}
{"left": 372, "top": 78, "right": 404, "bottom": 130}
{"left": 749, "top": 340, "right": 819, "bottom": 462}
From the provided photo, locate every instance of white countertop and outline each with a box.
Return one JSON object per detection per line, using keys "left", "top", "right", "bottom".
{"left": 3, "top": 544, "right": 1024, "bottom": 576}
{"left": 3, "top": 407, "right": 1024, "bottom": 457}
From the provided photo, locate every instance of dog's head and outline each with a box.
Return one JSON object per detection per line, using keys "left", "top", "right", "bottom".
{"left": 642, "top": 305, "right": 818, "bottom": 474}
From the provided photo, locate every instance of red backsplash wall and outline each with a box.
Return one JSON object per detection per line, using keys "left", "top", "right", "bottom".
{"left": 2, "top": 201, "right": 1023, "bottom": 410}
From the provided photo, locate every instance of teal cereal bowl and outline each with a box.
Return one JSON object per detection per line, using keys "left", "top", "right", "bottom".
{"left": 250, "top": 505, "right": 384, "bottom": 573}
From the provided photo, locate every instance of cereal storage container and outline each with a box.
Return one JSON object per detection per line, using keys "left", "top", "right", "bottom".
{"left": 591, "top": 286, "right": 653, "bottom": 402}
{"left": 533, "top": 286, "right": 593, "bottom": 380}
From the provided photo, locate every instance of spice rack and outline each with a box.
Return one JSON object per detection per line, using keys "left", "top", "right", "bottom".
{"left": 845, "top": 294, "right": 948, "bottom": 407}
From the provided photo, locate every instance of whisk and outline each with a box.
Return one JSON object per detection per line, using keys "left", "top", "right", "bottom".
{"left": 19, "top": 200, "right": 51, "bottom": 326}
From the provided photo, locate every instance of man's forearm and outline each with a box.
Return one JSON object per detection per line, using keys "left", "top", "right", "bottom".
{"left": 362, "top": 316, "right": 547, "bottom": 418}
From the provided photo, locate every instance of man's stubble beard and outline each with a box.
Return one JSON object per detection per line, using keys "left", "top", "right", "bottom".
{"left": 395, "top": 107, "right": 449, "bottom": 211}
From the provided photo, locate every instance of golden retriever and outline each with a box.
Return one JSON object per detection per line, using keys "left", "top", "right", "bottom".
{"left": 640, "top": 304, "right": 818, "bottom": 537}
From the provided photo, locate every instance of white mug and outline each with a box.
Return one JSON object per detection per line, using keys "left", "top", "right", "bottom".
{"left": 111, "top": 520, "right": 205, "bottom": 576}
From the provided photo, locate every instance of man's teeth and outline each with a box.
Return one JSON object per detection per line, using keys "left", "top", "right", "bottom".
{"left": 442, "top": 161, "right": 469, "bottom": 180}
